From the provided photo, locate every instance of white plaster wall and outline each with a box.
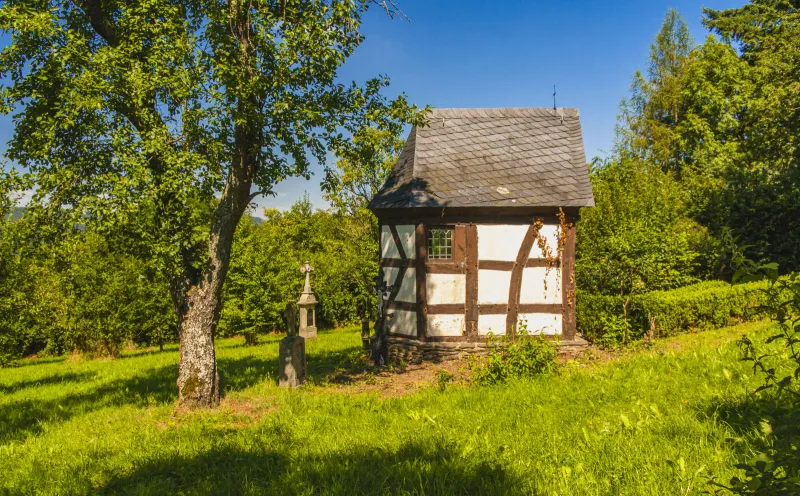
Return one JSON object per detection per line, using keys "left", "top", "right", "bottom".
{"left": 380, "top": 267, "right": 416, "bottom": 303}
{"left": 478, "top": 313, "right": 507, "bottom": 336}
{"left": 427, "top": 314, "right": 464, "bottom": 337}
{"left": 380, "top": 225, "right": 416, "bottom": 260}
{"left": 520, "top": 266, "right": 562, "bottom": 304}
{"left": 395, "top": 268, "right": 417, "bottom": 303}
{"left": 478, "top": 269, "right": 511, "bottom": 304}
{"left": 477, "top": 225, "right": 528, "bottom": 261}
{"left": 518, "top": 313, "right": 562, "bottom": 335}
{"left": 426, "top": 273, "right": 466, "bottom": 305}
{"left": 530, "top": 224, "right": 561, "bottom": 259}
{"left": 387, "top": 309, "right": 417, "bottom": 337}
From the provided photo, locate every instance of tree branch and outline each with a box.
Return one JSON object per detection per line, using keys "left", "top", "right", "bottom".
{"left": 370, "top": 0, "right": 409, "bottom": 21}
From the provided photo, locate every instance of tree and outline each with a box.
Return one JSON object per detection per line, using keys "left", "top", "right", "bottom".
{"left": 576, "top": 157, "right": 705, "bottom": 300}
{"left": 0, "top": 0, "right": 423, "bottom": 407}
{"left": 616, "top": 9, "right": 694, "bottom": 175}
{"left": 322, "top": 126, "right": 407, "bottom": 216}
{"left": 701, "top": 0, "right": 800, "bottom": 270}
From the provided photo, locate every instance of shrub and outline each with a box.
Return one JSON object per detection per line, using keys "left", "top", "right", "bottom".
{"left": 0, "top": 229, "right": 174, "bottom": 364}
{"left": 633, "top": 280, "right": 767, "bottom": 338}
{"left": 578, "top": 280, "right": 779, "bottom": 346}
{"left": 576, "top": 291, "right": 627, "bottom": 342}
{"left": 471, "top": 322, "right": 559, "bottom": 386}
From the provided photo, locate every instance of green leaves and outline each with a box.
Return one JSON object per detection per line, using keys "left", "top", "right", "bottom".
{"left": 0, "top": 0, "right": 422, "bottom": 302}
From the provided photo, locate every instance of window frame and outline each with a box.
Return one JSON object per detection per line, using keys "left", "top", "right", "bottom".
{"left": 427, "top": 226, "right": 454, "bottom": 261}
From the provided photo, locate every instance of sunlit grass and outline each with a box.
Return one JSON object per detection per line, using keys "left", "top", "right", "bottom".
{"left": 0, "top": 322, "right": 774, "bottom": 495}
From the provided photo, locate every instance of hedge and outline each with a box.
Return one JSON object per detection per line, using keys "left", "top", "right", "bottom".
{"left": 577, "top": 280, "right": 778, "bottom": 344}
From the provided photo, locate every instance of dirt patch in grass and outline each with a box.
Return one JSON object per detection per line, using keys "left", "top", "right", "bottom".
{"left": 327, "top": 359, "right": 472, "bottom": 398}
{"left": 223, "top": 396, "right": 278, "bottom": 418}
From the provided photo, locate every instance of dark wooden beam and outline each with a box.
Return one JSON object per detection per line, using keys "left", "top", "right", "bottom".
{"left": 427, "top": 303, "right": 466, "bottom": 314}
{"left": 478, "top": 303, "right": 562, "bottom": 314}
{"left": 506, "top": 224, "right": 538, "bottom": 335}
{"left": 464, "top": 224, "right": 478, "bottom": 336}
{"left": 388, "top": 300, "right": 418, "bottom": 312}
{"left": 371, "top": 206, "right": 585, "bottom": 223}
{"left": 426, "top": 264, "right": 465, "bottom": 274}
{"left": 562, "top": 222, "right": 577, "bottom": 339}
{"left": 415, "top": 223, "right": 428, "bottom": 340}
{"left": 381, "top": 258, "right": 415, "bottom": 269}
{"left": 478, "top": 259, "right": 558, "bottom": 271}
{"left": 388, "top": 224, "right": 406, "bottom": 260}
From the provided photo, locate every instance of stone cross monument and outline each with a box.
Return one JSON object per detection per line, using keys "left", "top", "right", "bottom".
{"left": 278, "top": 303, "right": 306, "bottom": 388}
{"left": 297, "top": 261, "right": 318, "bottom": 340}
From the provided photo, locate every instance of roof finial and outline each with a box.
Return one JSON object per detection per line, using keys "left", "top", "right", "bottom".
{"left": 553, "top": 85, "right": 557, "bottom": 111}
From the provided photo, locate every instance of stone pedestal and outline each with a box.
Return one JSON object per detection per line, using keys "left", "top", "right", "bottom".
{"left": 278, "top": 335, "right": 306, "bottom": 388}
{"left": 298, "top": 304, "right": 317, "bottom": 340}
{"left": 297, "top": 261, "right": 318, "bottom": 340}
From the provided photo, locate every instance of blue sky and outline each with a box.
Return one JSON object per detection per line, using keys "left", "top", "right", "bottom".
{"left": 0, "top": 0, "right": 744, "bottom": 210}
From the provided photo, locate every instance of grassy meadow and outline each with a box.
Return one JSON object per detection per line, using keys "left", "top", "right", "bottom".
{"left": 0, "top": 322, "right": 778, "bottom": 495}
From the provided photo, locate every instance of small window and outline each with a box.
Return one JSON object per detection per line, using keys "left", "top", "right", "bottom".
{"left": 428, "top": 227, "right": 453, "bottom": 260}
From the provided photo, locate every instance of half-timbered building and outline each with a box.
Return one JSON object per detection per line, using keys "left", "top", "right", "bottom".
{"left": 368, "top": 108, "right": 595, "bottom": 362}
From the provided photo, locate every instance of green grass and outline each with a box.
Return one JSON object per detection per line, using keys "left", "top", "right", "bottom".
{"left": 0, "top": 322, "right": 777, "bottom": 495}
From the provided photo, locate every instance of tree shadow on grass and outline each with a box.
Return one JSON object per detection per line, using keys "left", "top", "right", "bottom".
{"left": 98, "top": 438, "right": 521, "bottom": 495}
{"left": 0, "top": 364, "right": 177, "bottom": 444}
{"left": 0, "top": 371, "right": 98, "bottom": 395}
{"left": 6, "top": 356, "right": 67, "bottom": 368}
{"left": 702, "top": 394, "right": 800, "bottom": 440}
{"left": 0, "top": 344, "right": 373, "bottom": 443}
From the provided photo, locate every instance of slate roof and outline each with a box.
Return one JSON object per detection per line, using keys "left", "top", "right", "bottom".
{"left": 368, "top": 108, "right": 595, "bottom": 210}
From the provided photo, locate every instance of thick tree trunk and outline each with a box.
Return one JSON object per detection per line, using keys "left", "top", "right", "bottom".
{"left": 176, "top": 174, "right": 251, "bottom": 408}
{"left": 176, "top": 5, "right": 258, "bottom": 408}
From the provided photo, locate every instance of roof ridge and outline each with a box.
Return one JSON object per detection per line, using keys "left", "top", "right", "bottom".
{"left": 428, "top": 107, "right": 580, "bottom": 119}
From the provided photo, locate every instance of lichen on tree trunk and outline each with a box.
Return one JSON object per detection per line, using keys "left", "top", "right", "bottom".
{"left": 176, "top": 281, "right": 222, "bottom": 407}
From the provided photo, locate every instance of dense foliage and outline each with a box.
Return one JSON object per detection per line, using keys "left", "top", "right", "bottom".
{"left": 218, "top": 198, "right": 378, "bottom": 344}
{"left": 577, "top": 2, "right": 800, "bottom": 345}
{"left": 0, "top": 228, "right": 174, "bottom": 365}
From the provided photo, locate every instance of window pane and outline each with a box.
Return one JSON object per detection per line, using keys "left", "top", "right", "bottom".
{"left": 428, "top": 228, "right": 453, "bottom": 260}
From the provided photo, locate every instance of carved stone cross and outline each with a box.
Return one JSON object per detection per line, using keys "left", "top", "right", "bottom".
{"left": 301, "top": 261, "right": 313, "bottom": 293}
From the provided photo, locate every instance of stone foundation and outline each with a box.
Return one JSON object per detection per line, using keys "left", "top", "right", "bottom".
{"left": 387, "top": 334, "right": 589, "bottom": 364}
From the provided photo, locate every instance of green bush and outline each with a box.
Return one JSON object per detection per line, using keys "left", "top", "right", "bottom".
{"left": 576, "top": 291, "right": 627, "bottom": 342}
{"left": 471, "top": 323, "right": 559, "bottom": 386}
{"left": 578, "top": 280, "right": 776, "bottom": 346}
{"left": 0, "top": 228, "right": 174, "bottom": 364}
{"left": 633, "top": 280, "right": 767, "bottom": 338}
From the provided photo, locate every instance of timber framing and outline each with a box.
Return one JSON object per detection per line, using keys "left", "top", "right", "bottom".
{"left": 379, "top": 213, "right": 579, "bottom": 345}
{"left": 371, "top": 107, "right": 592, "bottom": 360}
{"left": 506, "top": 223, "right": 538, "bottom": 335}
